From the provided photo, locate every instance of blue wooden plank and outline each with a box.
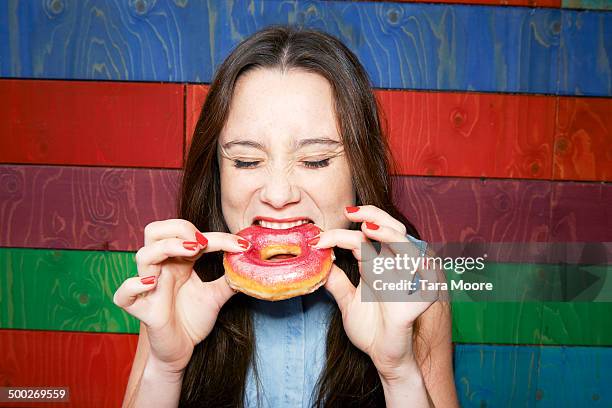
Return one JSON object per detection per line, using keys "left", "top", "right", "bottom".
{"left": 0, "top": 0, "right": 574, "bottom": 94}
{"left": 455, "top": 344, "right": 540, "bottom": 407}
{"left": 537, "top": 345, "right": 612, "bottom": 406}
{"left": 454, "top": 344, "right": 612, "bottom": 407}
{"left": 558, "top": 9, "right": 612, "bottom": 96}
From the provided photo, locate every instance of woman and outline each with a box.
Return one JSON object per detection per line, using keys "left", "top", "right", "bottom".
{"left": 113, "top": 26, "right": 458, "bottom": 407}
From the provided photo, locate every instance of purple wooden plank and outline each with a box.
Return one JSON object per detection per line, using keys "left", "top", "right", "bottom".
{"left": 393, "top": 176, "right": 553, "bottom": 243}
{"left": 0, "top": 165, "right": 180, "bottom": 251}
{"left": 551, "top": 181, "right": 612, "bottom": 242}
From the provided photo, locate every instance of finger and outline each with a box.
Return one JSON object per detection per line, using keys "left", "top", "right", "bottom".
{"left": 113, "top": 275, "right": 158, "bottom": 323}
{"left": 143, "top": 218, "right": 202, "bottom": 246}
{"left": 134, "top": 237, "right": 203, "bottom": 279}
{"left": 311, "top": 229, "right": 377, "bottom": 261}
{"left": 323, "top": 264, "right": 356, "bottom": 315}
{"left": 410, "top": 259, "right": 447, "bottom": 303}
{"left": 344, "top": 205, "right": 407, "bottom": 235}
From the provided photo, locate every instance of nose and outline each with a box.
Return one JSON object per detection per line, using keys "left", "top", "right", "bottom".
{"left": 259, "top": 169, "right": 301, "bottom": 209}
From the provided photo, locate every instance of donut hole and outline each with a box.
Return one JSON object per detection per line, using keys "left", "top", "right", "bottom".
{"left": 260, "top": 244, "right": 301, "bottom": 262}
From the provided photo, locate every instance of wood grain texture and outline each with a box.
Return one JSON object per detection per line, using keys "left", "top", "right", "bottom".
{"left": 394, "top": 176, "right": 553, "bottom": 243}
{"left": 563, "top": 0, "right": 612, "bottom": 9}
{"left": 455, "top": 344, "right": 541, "bottom": 407}
{"left": 378, "top": 90, "right": 556, "bottom": 179}
{"left": 0, "top": 329, "right": 137, "bottom": 408}
{"left": 0, "top": 1, "right": 568, "bottom": 94}
{"left": 392, "top": 0, "right": 561, "bottom": 6}
{"left": 454, "top": 344, "right": 612, "bottom": 407}
{"left": 3, "top": 165, "right": 609, "bottom": 252}
{"left": 0, "top": 248, "right": 140, "bottom": 334}
{"left": 185, "top": 84, "right": 209, "bottom": 157}
{"left": 0, "top": 165, "right": 180, "bottom": 251}
{"left": 0, "top": 79, "right": 184, "bottom": 168}
{"left": 557, "top": 9, "right": 612, "bottom": 96}
{"left": 394, "top": 176, "right": 612, "bottom": 244}
{"left": 550, "top": 180, "right": 612, "bottom": 242}
{"left": 2, "top": 246, "right": 611, "bottom": 345}
{"left": 553, "top": 96, "right": 612, "bottom": 181}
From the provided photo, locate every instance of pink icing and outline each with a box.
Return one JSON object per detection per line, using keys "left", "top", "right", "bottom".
{"left": 225, "top": 223, "right": 332, "bottom": 286}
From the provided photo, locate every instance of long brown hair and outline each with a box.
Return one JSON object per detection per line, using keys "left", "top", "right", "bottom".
{"left": 178, "top": 26, "right": 423, "bottom": 407}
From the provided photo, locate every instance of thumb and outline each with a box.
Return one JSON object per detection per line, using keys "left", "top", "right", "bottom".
{"left": 324, "top": 264, "right": 356, "bottom": 315}
{"left": 206, "top": 274, "right": 238, "bottom": 308}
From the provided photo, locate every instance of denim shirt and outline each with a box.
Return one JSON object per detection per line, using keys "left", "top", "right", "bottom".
{"left": 244, "top": 235, "right": 427, "bottom": 408}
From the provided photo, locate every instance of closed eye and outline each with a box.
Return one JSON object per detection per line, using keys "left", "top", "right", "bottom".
{"left": 233, "top": 160, "right": 260, "bottom": 168}
{"left": 303, "top": 158, "right": 330, "bottom": 169}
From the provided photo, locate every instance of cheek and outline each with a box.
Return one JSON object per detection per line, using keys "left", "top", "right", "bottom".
{"left": 221, "top": 167, "right": 255, "bottom": 206}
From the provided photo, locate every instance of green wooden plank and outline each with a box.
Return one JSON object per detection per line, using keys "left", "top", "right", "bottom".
{"left": 563, "top": 0, "right": 612, "bottom": 10}
{"left": 452, "top": 302, "right": 544, "bottom": 345}
{"left": 0, "top": 247, "right": 139, "bottom": 333}
{"left": 2, "top": 248, "right": 612, "bottom": 345}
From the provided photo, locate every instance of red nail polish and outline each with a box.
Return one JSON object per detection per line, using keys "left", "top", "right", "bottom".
{"left": 308, "top": 236, "right": 320, "bottom": 246}
{"left": 183, "top": 241, "right": 198, "bottom": 250}
{"left": 195, "top": 231, "right": 208, "bottom": 247}
{"left": 346, "top": 206, "right": 359, "bottom": 213}
{"left": 238, "top": 239, "right": 250, "bottom": 249}
{"left": 141, "top": 276, "right": 156, "bottom": 285}
{"left": 365, "top": 222, "right": 380, "bottom": 230}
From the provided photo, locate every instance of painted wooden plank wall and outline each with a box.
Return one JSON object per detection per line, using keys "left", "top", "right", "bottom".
{"left": 454, "top": 344, "right": 612, "bottom": 407}
{"left": 187, "top": 84, "right": 612, "bottom": 181}
{"left": 2, "top": 166, "right": 610, "bottom": 251}
{"left": 0, "top": 79, "right": 184, "bottom": 168}
{"left": 4, "top": 80, "right": 608, "bottom": 181}
{"left": 1, "top": 331, "right": 610, "bottom": 408}
{"left": 2, "top": 246, "right": 611, "bottom": 346}
{"left": 6, "top": 1, "right": 612, "bottom": 96}
{"left": 393, "top": 0, "right": 561, "bottom": 6}
{"left": 553, "top": 97, "right": 612, "bottom": 181}
{"left": 0, "top": 248, "right": 139, "bottom": 334}
{"left": 563, "top": 0, "right": 612, "bottom": 9}
{"left": 0, "top": 165, "right": 180, "bottom": 251}
{"left": 0, "top": 329, "right": 137, "bottom": 408}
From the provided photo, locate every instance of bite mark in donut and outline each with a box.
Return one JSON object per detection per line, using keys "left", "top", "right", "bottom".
{"left": 223, "top": 223, "right": 334, "bottom": 301}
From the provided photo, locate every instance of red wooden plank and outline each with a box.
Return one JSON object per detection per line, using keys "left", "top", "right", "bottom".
{"left": 0, "top": 329, "right": 137, "bottom": 408}
{"left": 186, "top": 85, "right": 557, "bottom": 179}
{"left": 0, "top": 79, "right": 184, "bottom": 168}
{"left": 185, "top": 84, "right": 209, "bottom": 156}
{"left": 391, "top": 0, "right": 560, "bottom": 6}
{"left": 377, "top": 90, "right": 556, "bottom": 179}
{"left": 553, "top": 97, "right": 612, "bottom": 182}
{"left": 0, "top": 165, "right": 180, "bottom": 251}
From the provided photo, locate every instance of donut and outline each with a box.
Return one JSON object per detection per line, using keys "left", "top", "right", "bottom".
{"left": 223, "top": 223, "right": 334, "bottom": 301}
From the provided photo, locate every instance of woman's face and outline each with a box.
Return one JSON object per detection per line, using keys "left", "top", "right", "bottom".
{"left": 218, "top": 68, "right": 356, "bottom": 233}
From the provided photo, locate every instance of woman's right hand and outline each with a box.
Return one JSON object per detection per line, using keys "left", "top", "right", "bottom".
{"left": 113, "top": 219, "right": 249, "bottom": 374}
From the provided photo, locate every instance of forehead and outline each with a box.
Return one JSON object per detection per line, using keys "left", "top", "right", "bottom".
{"left": 219, "top": 68, "right": 340, "bottom": 145}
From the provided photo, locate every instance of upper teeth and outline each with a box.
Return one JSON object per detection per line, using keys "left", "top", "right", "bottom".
{"left": 258, "top": 219, "right": 309, "bottom": 229}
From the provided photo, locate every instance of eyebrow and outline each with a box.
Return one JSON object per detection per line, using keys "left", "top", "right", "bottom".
{"left": 221, "top": 137, "right": 342, "bottom": 150}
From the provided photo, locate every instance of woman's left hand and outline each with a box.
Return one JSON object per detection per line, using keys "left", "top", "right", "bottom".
{"left": 315, "top": 205, "right": 440, "bottom": 382}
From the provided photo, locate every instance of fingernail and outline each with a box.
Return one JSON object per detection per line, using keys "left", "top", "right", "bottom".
{"left": 365, "top": 222, "right": 380, "bottom": 230}
{"left": 140, "top": 275, "right": 156, "bottom": 285}
{"left": 308, "top": 236, "right": 320, "bottom": 246}
{"left": 346, "top": 206, "right": 359, "bottom": 213}
{"left": 195, "top": 231, "right": 208, "bottom": 247}
{"left": 183, "top": 241, "right": 198, "bottom": 250}
{"left": 238, "top": 239, "right": 250, "bottom": 250}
